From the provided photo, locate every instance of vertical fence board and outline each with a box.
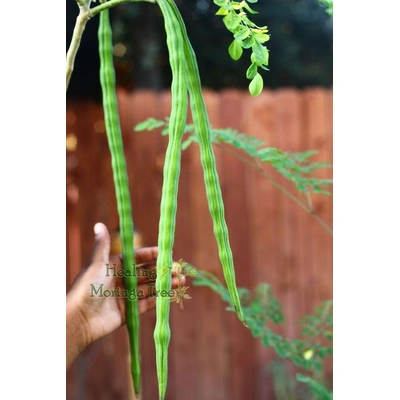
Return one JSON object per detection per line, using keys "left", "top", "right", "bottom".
{"left": 303, "top": 88, "right": 333, "bottom": 384}
{"left": 273, "top": 88, "right": 304, "bottom": 339}
{"left": 303, "top": 89, "right": 333, "bottom": 311}
{"left": 241, "top": 90, "right": 282, "bottom": 399}
{"left": 186, "top": 90, "right": 232, "bottom": 400}
{"left": 218, "top": 89, "right": 257, "bottom": 400}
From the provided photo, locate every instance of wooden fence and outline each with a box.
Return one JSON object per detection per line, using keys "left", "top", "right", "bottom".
{"left": 66, "top": 88, "right": 333, "bottom": 400}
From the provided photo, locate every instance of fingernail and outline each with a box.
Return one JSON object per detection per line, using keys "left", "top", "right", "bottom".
{"left": 172, "top": 276, "right": 185, "bottom": 286}
{"left": 172, "top": 277, "right": 179, "bottom": 285}
{"left": 94, "top": 223, "right": 103, "bottom": 237}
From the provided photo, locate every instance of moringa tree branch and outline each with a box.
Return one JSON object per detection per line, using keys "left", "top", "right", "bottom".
{"left": 66, "top": 0, "right": 155, "bottom": 91}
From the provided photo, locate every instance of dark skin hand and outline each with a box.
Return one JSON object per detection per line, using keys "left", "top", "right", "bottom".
{"left": 66, "top": 223, "right": 184, "bottom": 368}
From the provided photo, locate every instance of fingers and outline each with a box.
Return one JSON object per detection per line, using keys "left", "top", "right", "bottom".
{"left": 113, "top": 246, "right": 158, "bottom": 285}
{"left": 137, "top": 276, "right": 183, "bottom": 314}
{"left": 173, "top": 275, "right": 185, "bottom": 287}
{"left": 135, "top": 265, "right": 186, "bottom": 285}
{"left": 87, "top": 223, "right": 111, "bottom": 265}
{"left": 139, "top": 296, "right": 156, "bottom": 314}
{"left": 136, "top": 265, "right": 157, "bottom": 284}
{"left": 135, "top": 276, "right": 183, "bottom": 299}
{"left": 112, "top": 247, "right": 158, "bottom": 271}
{"left": 110, "top": 251, "right": 186, "bottom": 287}
{"left": 135, "top": 246, "right": 158, "bottom": 264}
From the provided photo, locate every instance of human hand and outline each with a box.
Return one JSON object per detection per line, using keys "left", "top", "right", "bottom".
{"left": 66, "top": 223, "right": 184, "bottom": 368}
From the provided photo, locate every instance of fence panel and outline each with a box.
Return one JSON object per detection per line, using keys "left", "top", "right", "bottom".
{"left": 66, "top": 88, "right": 333, "bottom": 400}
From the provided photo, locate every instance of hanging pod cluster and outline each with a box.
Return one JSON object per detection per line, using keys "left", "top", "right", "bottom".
{"left": 156, "top": 1, "right": 246, "bottom": 398}
{"left": 96, "top": 0, "right": 245, "bottom": 399}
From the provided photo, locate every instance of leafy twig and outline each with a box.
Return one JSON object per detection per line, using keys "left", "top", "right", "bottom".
{"left": 216, "top": 144, "right": 332, "bottom": 235}
{"left": 134, "top": 118, "right": 333, "bottom": 235}
{"left": 213, "top": 0, "right": 270, "bottom": 95}
{"left": 192, "top": 268, "right": 333, "bottom": 374}
{"left": 192, "top": 268, "right": 333, "bottom": 398}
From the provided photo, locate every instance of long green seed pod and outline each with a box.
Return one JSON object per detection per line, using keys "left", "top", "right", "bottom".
{"left": 98, "top": 9, "right": 141, "bottom": 396}
{"left": 163, "top": 0, "right": 244, "bottom": 322}
{"left": 154, "top": 1, "right": 188, "bottom": 399}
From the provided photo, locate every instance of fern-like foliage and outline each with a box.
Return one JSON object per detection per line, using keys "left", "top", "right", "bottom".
{"left": 134, "top": 117, "right": 332, "bottom": 196}
{"left": 191, "top": 268, "right": 333, "bottom": 398}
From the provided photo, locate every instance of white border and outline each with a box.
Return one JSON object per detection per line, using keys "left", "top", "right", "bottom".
{"left": 0, "top": 1, "right": 65, "bottom": 398}
{"left": 2, "top": 0, "right": 399, "bottom": 398}
{"left": 334, "top": 0, "right": 400, "bottom": 398}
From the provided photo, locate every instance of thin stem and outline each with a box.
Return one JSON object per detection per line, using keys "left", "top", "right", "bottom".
{"left": 67, "top": 0, "right": 155, "bottom": 91}
{"left": 76, "top": 0, "right": 92, "bottom": 7}
{"left": 215, "top": 143, "right": 333, "bottom": 236}
{"left": 89, "top": 0, "right": 155, "bottom": 18}
{"left": 66, "top": 5, "right": 90, "bottom": 91}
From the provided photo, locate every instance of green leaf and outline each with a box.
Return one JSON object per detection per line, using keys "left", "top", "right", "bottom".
{"left": 296, "top": 373, "right": 310, "bottom": 383}
{"left": 293, "top": 150, "right": 318, "bottom": 162}
{"left": 182, "top": 137, "right": 194, "bottom": 150}
{"left": 241, "top": 16, "right": 257, "bottom": 28}
{"left": 214, "top": 0, "right": 229, "bottom": 7}
{"left": 296, "top": 374, "right": 333, "bottom": 400}
{"left": 228, "top": 39, "right": 243, "bottom": 61}
{"left": 241, "top": 36, "right": 256, "bottom": 49}
{"left": 223, "top": 11, "right": 241, "bottom": 31}
{"left": 134, "top": 118, "right": 165, "bottom": 131}
{"left": 231, "top": 2, "right": 243, "bottom": 10}
{"left": 252, "top": 42, "right": 269, "bottom": 66}
{"left": 215, "top": 7, "right": 229, "bottom": 16}
{"left": 275, "top": 345, "right": 289, "bottom": 358}
{"left": 257, "top": 147, "right": 284, "bottom": 162}
{"left": 253, "top": 32, "right": 270, "bottom": 44}
{"left": 242, "top": 2, "right": 258, "bottom": 14}
{"left": 234, "top": 26, "right": 251, "bottom": 42}
{"left": 261, "top": 335, "right": 271, "bottom": 348}
{"left": 319, "top": 0, "right": 333, "bottom": 15}
{"left": 249, "top": 73, "right": 263, "bottom": 96}
{"left": 247, "top": 0, "right": 258, "bottom": 3}
{"left": 246, "top": 62, "right": 257, "bottom": 79}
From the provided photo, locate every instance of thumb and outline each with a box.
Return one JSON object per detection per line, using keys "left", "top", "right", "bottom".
{"left": 88, "top": 222, "right": 111, "bottom": 264}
